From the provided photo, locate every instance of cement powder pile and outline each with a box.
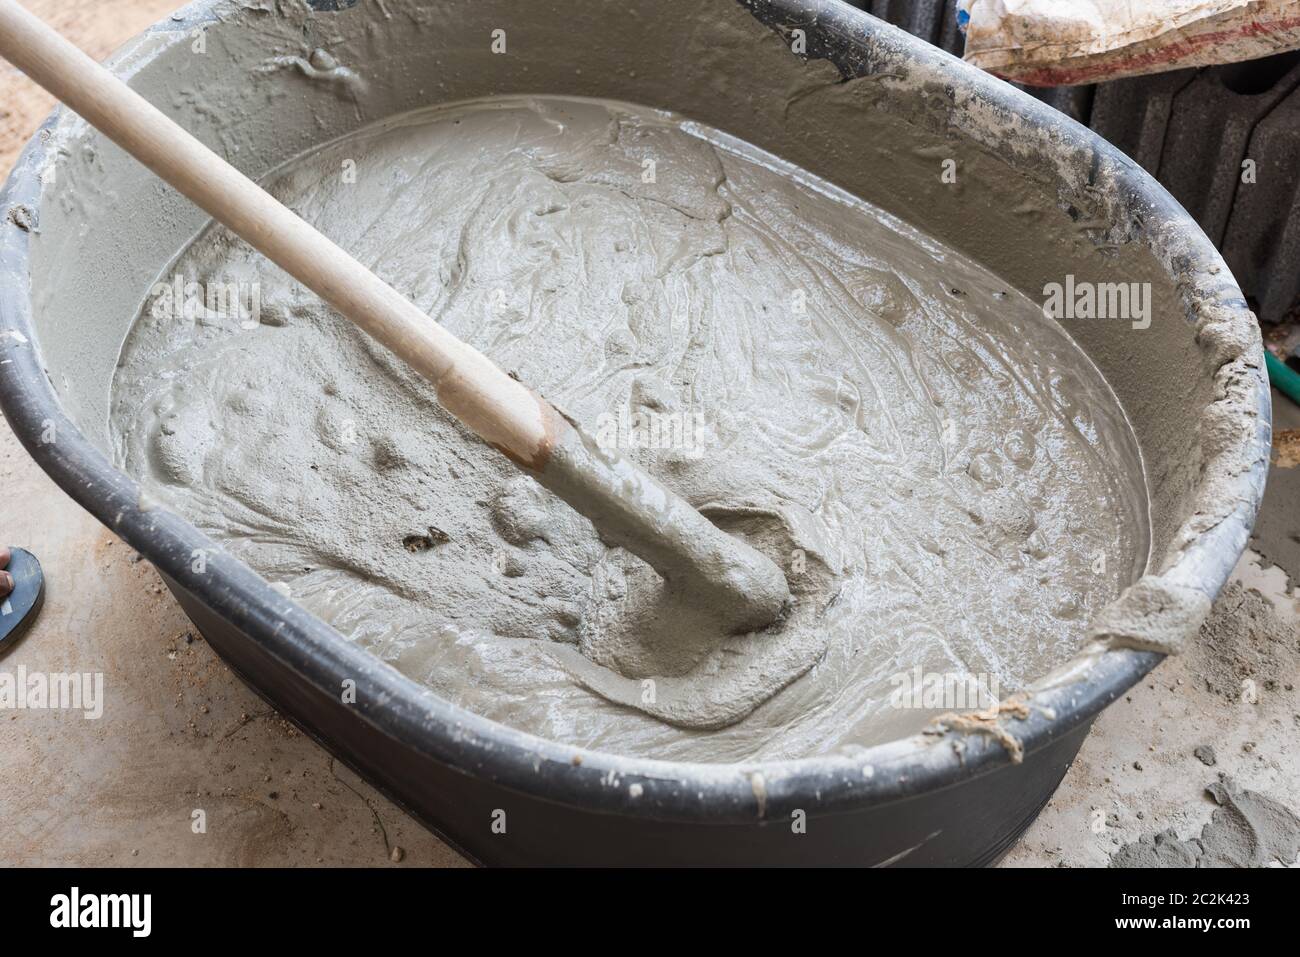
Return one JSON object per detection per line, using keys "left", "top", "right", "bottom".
{"left": 1191, "top": 581, "right": 1300, "bottom": 699}
{"left": 1110, "top": 777, "right": 1300, "bottom": 867}
{"left": 109, "top": 96, "right": 1149, "bottom": 761}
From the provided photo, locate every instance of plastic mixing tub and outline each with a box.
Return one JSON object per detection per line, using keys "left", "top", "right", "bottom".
{"left": 0, "top": 0, "right": 1271, "bottom": 864}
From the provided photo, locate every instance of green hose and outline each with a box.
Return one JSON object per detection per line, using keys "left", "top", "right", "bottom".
{"left": 1266, "top": 350, "right": 1300, "bottom": 407}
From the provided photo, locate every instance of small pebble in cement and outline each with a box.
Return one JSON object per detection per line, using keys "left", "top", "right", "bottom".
{"left": 1193, "top": 745, "right": 1216, "bottom": 767}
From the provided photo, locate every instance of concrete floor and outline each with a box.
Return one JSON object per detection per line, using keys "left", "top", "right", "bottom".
{"left": 2, "top": 0, "right": 1297, "bottom": 867}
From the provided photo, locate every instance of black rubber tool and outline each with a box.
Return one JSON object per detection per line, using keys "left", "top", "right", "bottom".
{"left": 0, "top": 547, "right": 45, "bottom": 655}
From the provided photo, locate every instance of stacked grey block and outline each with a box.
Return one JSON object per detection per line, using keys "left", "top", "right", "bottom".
{"left": 857, "top": 0, "right": 964, "bottom": 54}
{"left": 1219, "top": 58, "right": 1300, "bottom": 321}
{"left": 1086, "top": 69, "right": 1198, "bottom": 175}
{"left": 843, "top": 0, "right": 1300, "bottom": 325}
{"left": 1089, "top": 52, "right": 1300, "bottom": 322}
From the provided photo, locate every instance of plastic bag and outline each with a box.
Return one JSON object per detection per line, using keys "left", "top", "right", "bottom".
{"left": 960, "top": 0, "right": 1300, "bottom": 85}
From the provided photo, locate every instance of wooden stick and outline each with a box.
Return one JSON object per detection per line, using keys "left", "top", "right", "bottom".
{"left": 0, "top": 0, "right": 790, "bottom": 631}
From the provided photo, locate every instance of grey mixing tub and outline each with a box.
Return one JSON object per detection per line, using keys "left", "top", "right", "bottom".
{"left": 0, "top": 0, "right": 1271, "bottom": 865}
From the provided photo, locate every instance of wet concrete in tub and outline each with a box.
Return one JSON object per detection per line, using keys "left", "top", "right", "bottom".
{"left": 109, "top": 96, "right": 1149, "bottom": 761}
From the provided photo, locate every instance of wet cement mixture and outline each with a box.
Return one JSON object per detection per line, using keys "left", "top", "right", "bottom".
{"left": 109, "top": 95, "right": 1149, "bottom": 761}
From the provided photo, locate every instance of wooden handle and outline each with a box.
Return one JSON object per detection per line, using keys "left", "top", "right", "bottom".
{"left": 0, "top": 0, "right": 555, "bottom": 468}
{"left": 0, "top": 0, "right": 792, "bottom": 631}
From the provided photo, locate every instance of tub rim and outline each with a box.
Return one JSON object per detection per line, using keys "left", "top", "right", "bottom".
{"left": 0, "top": 0, "right": 1270, "bottom": 826}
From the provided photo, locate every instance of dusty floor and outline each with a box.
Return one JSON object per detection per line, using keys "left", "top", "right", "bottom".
{"left": 1, "top": 0, "right": 1297, "bottom": 867}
